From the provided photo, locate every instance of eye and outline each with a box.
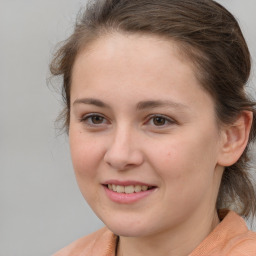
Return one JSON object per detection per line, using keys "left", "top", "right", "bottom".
{"left": 152, "top": 116, "right": 168, "bottom": 126}
{"left": 89, "top": 115, "right": 105, "bottom": 124}
{"left": 80, "top": 113, "right": 109, "bottom": 126}
{"left": 146, "top": 114, "right": 176, "bottom": 127}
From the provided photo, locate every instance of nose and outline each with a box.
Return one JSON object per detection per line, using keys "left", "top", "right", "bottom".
{"left": 104, "top": 127, "right": 144, "bottom": 171}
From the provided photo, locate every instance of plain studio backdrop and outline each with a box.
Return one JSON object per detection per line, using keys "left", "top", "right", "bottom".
{"left": 1, "top": 1, "right": 256, "bottom": 255}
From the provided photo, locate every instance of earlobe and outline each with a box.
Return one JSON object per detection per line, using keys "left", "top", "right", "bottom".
{"left": 217, "top": 111, "right": 253, "bottom": 167}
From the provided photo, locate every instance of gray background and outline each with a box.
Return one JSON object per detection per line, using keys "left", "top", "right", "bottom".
{"left": 1, "top": 1, "right": 255, "bottom": 256}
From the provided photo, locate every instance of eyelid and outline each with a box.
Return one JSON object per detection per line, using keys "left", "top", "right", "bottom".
{"left": 79, "top": 112, "right": 176, "bottom": 129}
{"left": 145, "top": 114, "right": 177, "bottom": 126}
{"left": 79, "top": 113, "right": 110, "bottom": 126}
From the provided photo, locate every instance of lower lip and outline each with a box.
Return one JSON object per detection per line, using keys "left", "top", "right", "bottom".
{"left": 103, "top": 186, "right": 156, "bottom": 204}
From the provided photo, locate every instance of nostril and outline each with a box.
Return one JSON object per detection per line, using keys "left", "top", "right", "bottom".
{"left": 104, "top": 146, "right": 144, "bottom": 170}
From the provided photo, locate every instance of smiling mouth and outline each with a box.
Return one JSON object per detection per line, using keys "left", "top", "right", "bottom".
{"left": 105, "top": 184, "right": 155, "bottom": 194}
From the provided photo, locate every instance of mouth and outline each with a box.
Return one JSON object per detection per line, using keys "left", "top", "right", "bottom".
{"left": 102, "top": 181, "right": 157, "bottom": 204}
{"left": 105, "top": 184, "right": 155, "bottom": 194}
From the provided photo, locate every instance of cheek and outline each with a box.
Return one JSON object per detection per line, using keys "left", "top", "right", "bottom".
{"left": 156, "top": 142, "right": 218, "bottom": 213}
{"left": 69, "top": 129, "right": 104, "bottom": 179}
{"left": 147, "top": 128, "right": 220, "bottom": 186}
{"left": 69, "top": 130, "right": 106, "bottom": 204}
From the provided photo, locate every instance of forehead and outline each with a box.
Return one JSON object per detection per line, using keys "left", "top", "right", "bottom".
{"left": 72, "top": 33, "right": 197, "bottom": 86}
{"left": 71, "top": 32, "right": 214, "bottom": 112}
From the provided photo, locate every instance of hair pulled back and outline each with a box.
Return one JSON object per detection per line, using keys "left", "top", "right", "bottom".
{"left": 50, "top": 0, "right": 256, "bottom": 218}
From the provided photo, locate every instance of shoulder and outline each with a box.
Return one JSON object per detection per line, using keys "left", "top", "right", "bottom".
{"left": 223, "top": 230, "right": 256, "bottom": 255}
{"left": 218, "top": 211, "right": 256, "bottom": 255}
{"left": 52, "top": 227, "right": 117, "bottom": 256}
{"left": 190, "top": 211, "right": 256, "bottom": 256}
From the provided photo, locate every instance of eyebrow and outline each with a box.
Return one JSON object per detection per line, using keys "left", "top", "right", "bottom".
{"left": 136, "top": 100, "right": 188, "bottom": 111}
{"left": 73, "top": 98, "right": 110, "bottom": 108}
{"left": 73, "top": 97, "right": 188, "bottom": 111}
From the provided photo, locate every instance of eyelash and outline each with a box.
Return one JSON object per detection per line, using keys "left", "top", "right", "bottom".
{"left": 79, "top": 113, "right": 176, "bottom": 128}
{"left": 145, "top": 114, "right": 176, "bottom": 127}
{"left": 79, "top": 113, "right": 109, "bottom": 127}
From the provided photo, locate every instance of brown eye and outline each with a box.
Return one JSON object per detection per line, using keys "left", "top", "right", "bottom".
{"left": 146, "top": 114, "right": 176, "bottom": 128}
{"left": 153, "top": 116, "right": 167, "bottom": 126}
{"left": 80, "top": 114, "right": 108, "bottom": 127}
{"left": 91, "top": 115, "right": 104, "bottom": 124}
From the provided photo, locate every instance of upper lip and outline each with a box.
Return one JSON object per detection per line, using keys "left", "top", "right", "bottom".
{"left": 103, "top": 179, "right": 156, "bottom": 187}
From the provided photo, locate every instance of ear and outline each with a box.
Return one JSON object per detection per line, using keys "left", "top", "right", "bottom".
{"left": 217, "top": 111, "right": 253, "bottom": 167}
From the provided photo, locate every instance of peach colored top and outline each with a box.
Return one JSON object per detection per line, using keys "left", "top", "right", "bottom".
{"left": 53, "top": 211, "right": 256, "bottom": 256}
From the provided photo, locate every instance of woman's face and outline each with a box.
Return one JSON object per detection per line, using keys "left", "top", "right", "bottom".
{"left": 69, "top": 33, "right": 225, "bottom": 237}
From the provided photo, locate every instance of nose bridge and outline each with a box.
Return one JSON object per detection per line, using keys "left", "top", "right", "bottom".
{"left": 114, "top": 124, "right": 131, "bottom": 148}
{"left": 104, "top": 123, "right": 143, "bottom": 170}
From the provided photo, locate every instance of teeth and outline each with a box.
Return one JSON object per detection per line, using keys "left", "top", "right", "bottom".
{"left": 116, "top": 185, "right": 125, "bottom": 193}
{"left": 142, "top": 185, "right": 148, "bottom": 191}
{"left": 107, "top": 184, "right": 151, "bottom": 193}
{"left": 134, "top": 185, "right": 142, "bottom": 193}
{"left": 125, "top": 185, "right": 134, "bottom": 194}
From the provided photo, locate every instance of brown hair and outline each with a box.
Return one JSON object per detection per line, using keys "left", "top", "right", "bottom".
{"left": 50, "top": 0, "right": 256, "bottom": 218}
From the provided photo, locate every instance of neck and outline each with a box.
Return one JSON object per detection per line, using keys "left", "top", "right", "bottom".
{"left": 117, "top": 209, "right": 220, "bottom": 256}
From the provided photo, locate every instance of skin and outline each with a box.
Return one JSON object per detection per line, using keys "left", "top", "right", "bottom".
{"left": 69, "top": 33, "right": 251, "bottom": 256}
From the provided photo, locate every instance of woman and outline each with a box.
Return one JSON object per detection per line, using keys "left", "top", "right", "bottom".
{"left": 51, "top": 0, "right": 256, "bottom": 255}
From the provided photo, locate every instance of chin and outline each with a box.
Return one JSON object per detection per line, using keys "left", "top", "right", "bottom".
{"left": 108, "top": 225, "right": 147, "bottom": 237}
{"left": 102, "top": 217, "right": 156, "bottom": 237}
